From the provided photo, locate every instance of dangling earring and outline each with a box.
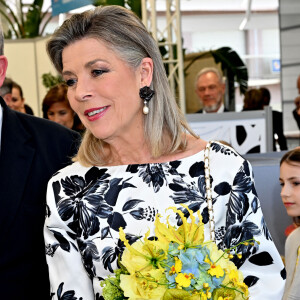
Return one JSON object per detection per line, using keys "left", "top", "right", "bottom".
{"left": 139, "top": 86, "right": 155, "bottom": 115}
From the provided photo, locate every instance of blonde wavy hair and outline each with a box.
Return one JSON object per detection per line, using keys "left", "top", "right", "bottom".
{"left": 47, "top": 5, "right": 198, "bottom": 166}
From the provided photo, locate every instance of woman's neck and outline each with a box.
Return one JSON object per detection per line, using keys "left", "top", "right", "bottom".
{"left": 102, "top": 134, "right": 205, "bottom": 166}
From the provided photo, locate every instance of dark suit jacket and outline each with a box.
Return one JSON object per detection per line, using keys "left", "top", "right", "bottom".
{"left": 272, "top": 110, "right": 287, "bottom": 151}
{"left": 0, "top": 98, "right": 81, "bottom": 299}
{"left": 293, "top": 108, "right": 300, "bottom": 130}
{"left": 196, "top": 107, "right": 229, "bottom": 113}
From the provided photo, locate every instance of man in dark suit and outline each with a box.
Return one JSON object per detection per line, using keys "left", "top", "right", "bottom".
{"left": 194, "top": 67, "right": 228, "bottom": 113}
{"left": 0, "top": 29, "right": 81, "bottom": 299}
{"left": 260, "top": 87, "right": 287, "bottom": 151}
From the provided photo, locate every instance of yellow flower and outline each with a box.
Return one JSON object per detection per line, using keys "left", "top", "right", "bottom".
{"left": 174, "top": 258, "right": 182, "bottom": 273}
{"left": 170, "top": 257, "right": 182, "bottom": 275}
{"left": 175, "top": 273, "right": 192, "bottom": 288}
{"left": 228, "top": 269, "right": 239, "bottom": 283}
{"left": 120, "top": 269, "right": 167, "bottom": 300}
{"left": 199, "top": 291, "right": 208, "bottom": 300}
{"left": 213, "top": 288, "right": 235, "bottom": 300}
{"left": 237, "top": 282, "right": 249, "bottom": 297}
{"left": 119, "top": 228, "right": 167, "bottom": 274}
{"left": 207, "top": 264, "right": 224, "bottom": 278}
{"left": 154, "top": 205, "right": 204, "bottom": 249}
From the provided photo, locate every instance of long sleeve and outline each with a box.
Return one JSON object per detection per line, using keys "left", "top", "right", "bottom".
{"left": 44, "top": 178, "right": 95, "bottom": 300}
{"left": 211, "top": 156, "right": 286, "bottom": 299}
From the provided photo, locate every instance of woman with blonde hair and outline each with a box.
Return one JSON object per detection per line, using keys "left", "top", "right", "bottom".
{"left": 44, "top": 5, "right": 285, "bottom": 299}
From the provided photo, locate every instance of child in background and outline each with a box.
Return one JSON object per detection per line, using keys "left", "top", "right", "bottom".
{"left": 280, "top": 148, "right": 300, "bottom": 299}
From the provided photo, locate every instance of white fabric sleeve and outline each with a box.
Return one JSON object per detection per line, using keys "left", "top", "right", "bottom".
{"left": 44, "top": 179, "right": 95, "bottom": 300}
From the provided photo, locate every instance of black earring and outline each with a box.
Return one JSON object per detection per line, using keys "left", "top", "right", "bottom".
{"left": 139, "top": 86, "right": 155, "bottom": 115}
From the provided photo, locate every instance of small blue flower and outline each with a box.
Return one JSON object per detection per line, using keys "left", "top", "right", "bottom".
{"left": 168, "top": 243, "right": 180, "bottom": 256}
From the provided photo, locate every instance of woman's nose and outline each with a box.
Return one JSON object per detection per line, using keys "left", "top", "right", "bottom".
{"left": 74, "top": 77, "right": 93, "bottom": 102}
{"left": 53, "top": 115, "right": 62, "bottom": 124}
{"left": 280, "top": 184, "right": 290, "bottom": 198}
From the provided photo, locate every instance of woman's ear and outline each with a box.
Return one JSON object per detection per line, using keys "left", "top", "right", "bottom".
{"left": 139, "top": 57, "right": 153, "bottom": 87}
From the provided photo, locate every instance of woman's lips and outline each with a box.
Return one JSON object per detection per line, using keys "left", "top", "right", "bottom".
{"left": 84, "top": 106, "right": 109, "bottom": 121}
{"left": 283, "top": 202, "right": 295, "bottom": 207}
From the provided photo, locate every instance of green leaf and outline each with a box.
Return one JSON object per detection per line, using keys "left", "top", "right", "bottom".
{"left": 210, "top": 47, "right": 248, "bottom": 95}
{"left": 42, "top": 73, "right": 63, "bottom": 89}
{"left": 0, "top": 0, "right": 52, "bottom": 39}
{"left": 93, "top": 0, "right": 125, "bottom": 6}
{"left": 127, "top": 0, "right": 142, "bottom": 18}
{"left": 162, "top": 289, "right": 199, "bottom": 300}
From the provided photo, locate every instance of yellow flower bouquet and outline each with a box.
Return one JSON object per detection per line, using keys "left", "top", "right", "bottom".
{"left": 101, "top": 205, "right": 252, "bottom": 300}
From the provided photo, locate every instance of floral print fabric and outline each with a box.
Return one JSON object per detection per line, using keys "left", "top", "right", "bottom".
{"left": 44, "top": 141, "right": 285, "bottom": 299}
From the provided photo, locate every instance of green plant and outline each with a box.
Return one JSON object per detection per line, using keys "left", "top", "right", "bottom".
{"left": 0, "top": 0, "right": 53, "bottom": 38}
{"left": 42, "top": 73, "right": 63, "bottom": 89}
{"left": 93, "top": 0, "right": 142, "bottom": 18}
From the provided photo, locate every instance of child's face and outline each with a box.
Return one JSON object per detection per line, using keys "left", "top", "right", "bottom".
{"left": 280, "top": 161, "right": 300, "bottom": 218}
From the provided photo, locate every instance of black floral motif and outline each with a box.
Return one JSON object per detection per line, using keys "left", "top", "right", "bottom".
{"left": 223, "top": 220, "right": 260, "bottom": 268}
{"left": 56, "top": 282, "right": 82, "bottom": 300}
{"left": 226, "top": 160, "right": 253, "bottom": 227}
{"left": 244, "top": 275, "right": 259, "bottom": 287}
{"left": 170, "top": 161, "right": 214, "bottom": 226}
{"left": 261, "top": 216, "right": 272, "bottom": 240}
{"left": 170, "top": 179, "right": 203, "bottom": 204}
{"left": 127, "top": 164, "right": 167, "bottom": 192}
{"left": 104, "top": 177, "right": 136, "bottom": 206}
{"left": 54, "top": 167, "right": 110, "bottom": 238}
{"left": 77, "top": 239, "right": 100, "bottom": 278}
{"left": 211, "top": 142, "right": 238, "bottom": 156}
{"left": 45, "top": 229, "right": 78, "bottom": 257}
{"left": 101, "top": 234, "right": 141, "bottom": 273}
{"left": 140, "top": 164, "right": 167, "bottom": 192}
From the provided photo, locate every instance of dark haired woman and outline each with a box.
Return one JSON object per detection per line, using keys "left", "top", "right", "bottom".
{"left": 42, "top": 83, "right": 85, "bottom": 134}
{"left": 280, "top": 148, "right": 300, "bottom": 299}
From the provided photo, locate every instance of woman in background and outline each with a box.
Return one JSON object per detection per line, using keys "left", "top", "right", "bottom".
{"left": 242, "top": 88, "right": 264, "bottom": 111}
{"left": 11, "top": 81, "right": 34, "bottom": 115}
{"left": 280, "top": 148, "right": 300, "bottom": 299}
{"left": 42, "top": 83, "right": 85, "bottom": 134}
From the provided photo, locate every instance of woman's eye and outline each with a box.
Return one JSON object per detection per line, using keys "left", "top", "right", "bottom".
{"left": 293, "top": 182, "right": 300, "bottom": 186}
{"left": 65, "top": 79, "right": 77, "bottom": 87}
{"left": 92, "top": 69, "right": 107, "bottom": 77}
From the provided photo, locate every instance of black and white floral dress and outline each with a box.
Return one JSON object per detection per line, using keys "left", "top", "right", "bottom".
{"left": 44, "top": 141, "right": 285, "bottom": 299}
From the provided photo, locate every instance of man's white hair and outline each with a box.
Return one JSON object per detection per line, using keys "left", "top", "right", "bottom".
{"left": 194, "top": 67, "right": 225, "bottom": 90}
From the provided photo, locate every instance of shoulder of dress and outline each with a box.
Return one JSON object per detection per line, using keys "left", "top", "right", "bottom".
{"left": 50, "top": 161, "right": 92, "bottom": 181}
{"left": 209, "top": 141, "right": 244, "bottom": 162}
